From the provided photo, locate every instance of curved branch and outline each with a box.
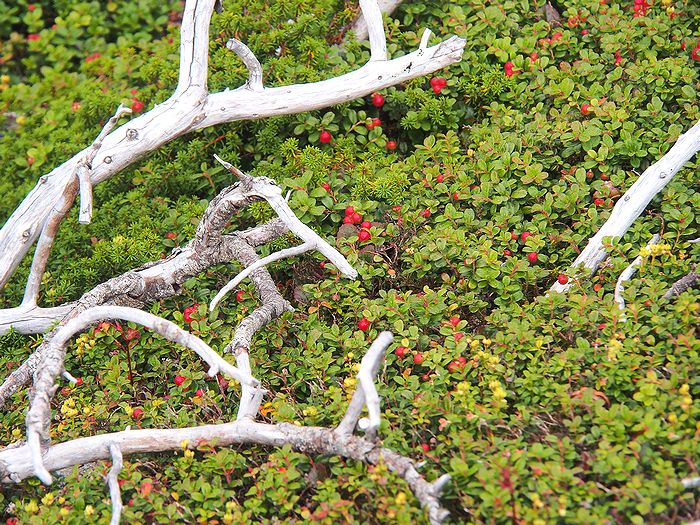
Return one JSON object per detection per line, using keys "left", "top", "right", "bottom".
{"left": 210, "top": 242, "right": 312, "bottom": 310}
{"left": 106, "top": 443, "right": 124, "bottom": 525}
{"left": 613, "top": 234, "right": 660, "bottom": 314}
{"left": 336, "top": 331, "right": 393, "bottom": 438}
{"left": 226, "top": 39, "right": 263, "bottom": 91}
{"left": 26, "top": 305, "right": 259, "bottom": 484}
{"left": 551, "top": 119, "right": 700, "bottom": 293}
{"left": 359, "top": 0, "right": 387, "bottom": 61}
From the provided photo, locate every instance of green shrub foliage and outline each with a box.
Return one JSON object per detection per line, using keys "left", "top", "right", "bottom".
{"left": 1, "top": 0, "right": 699, "bottom": 523}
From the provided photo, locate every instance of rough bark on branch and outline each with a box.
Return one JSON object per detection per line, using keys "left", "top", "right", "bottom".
{"left": 0, "top": 0, "right": 464, "bottom": 289}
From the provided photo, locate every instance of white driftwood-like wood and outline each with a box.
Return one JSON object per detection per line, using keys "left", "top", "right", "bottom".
{"left": 550, "top": 119, "right": 700, "bottom": 293}
{"left": 337, "top": 331, "right": 393, "bottom": 439}
{"left": 2, "top": 333, "right": 452, "bottom": 525}
{"left": 613, "top": 234, "right": 660, "bottom": 315}
{"left": 351, "top": 0, "right": 404, "bottom": 41}
{"left": 0, "top": 0, "right": 464, "bottom": 290}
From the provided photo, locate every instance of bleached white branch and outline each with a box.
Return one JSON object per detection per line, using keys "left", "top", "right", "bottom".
{"left": 351, "top": 0, "right": 404, "bottom": 41}
{"left": 419, "top": 28, "right": 433, "bottom": 51}
{"left": 551, "top": 119, "right": 700, "bottom": 293}
{"left": 614, "top": 234, "right": 660, "bottom": 315}
{"left": 0, "top": 0, "right": 464, "bottom": 289}
{"left": 359, "top": 0, "right": 387, "bottom": 61}
{"left": 226, "top": 38, "right": 263, "bottom": 92}
{"left": 106, "top": 443, "right": 124, "bottom": 525}
{"left": 208, "top": 156, "right": 358, "bottom": 310}
{"left": 336, "top": 331, "right": 393, "bottom": 438}
{"left": 26, "top": 305, "right": 259, "bottom": 484}
{"left": 210, "top": 242, "right": 312, "bottom": 310}
{"left": 683, "top": 477, "right": 700, "bottom": 489}
{"left": 76, "top": 104, "right": 132, "bottom": 224}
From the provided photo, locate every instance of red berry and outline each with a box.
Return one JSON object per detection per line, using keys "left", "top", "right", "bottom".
{"left": 386, "top": 140, "right": 397, "bottom": 150}
{"left": 75, "top": 377, "right": 83, "bottom": 386}
{"left": 372, "top": 118, "right": 381, "bottom": 127}
{"left": 504, "top": 61, "right": 514, "bottom": 77}
{"left": 453, "top": 192, "right": 459, "bottom": 200}
{"left": 132, "top": 407, "right": 144, "bottom": 420}
{"left": 594, "top": 198, "right": 604, "bottom": 206}
{"left": 395, "top": 346, "right": 407, "bottom": 357}
{"left": 27, "top": 33, "right": 40, "bottom": 41}
{"left": 581, "top": 103, "right": 591, "bottom": 116}
{"left": 358, "top": 318, "right": 371, "bottom": 331}
{"left": 449, "top": 316, "right": 460, "bottom": 327}
{"left": 454, "top": 332, "right": 464, "bottom": 342}
{"left": 421, "top": 443, "right": 430, "bottom": 452}
{"left": 419, "top": 209, "right": 431, "bottom": 218}
{"left": 342, "top": 216, "right": 354, "bottom": 224}
{"left": 430, "top": 77, "right": 447, "bottom": 89}
{"left": 236, "top": 290, "right": 246, "bottom": 302}
{"left": 528, "top": 252, "right": 538, "bottom": 263}
{"left": 358, "top": 229, "right": 371, "bottom": 242}
{"left": 321, "top": 182, "right": 331, "bottom": 191}
{"left": 530, "top": 52, "right": 538, "bottom": 62}
{"left": 557, "top": 274, "right": 569, "bottom": 285}
{"left": 520, "top": 231, "right": 532, "bottom": 242}
{"left": 319, "top": 130, "right": 332, "bottom": 144}
{"left": 366, "top": 121, "right": 375, "bottom": 130}
{"left": 183, "top": 304, "right": 199, "bottom": 323}
{"left": 504, "top": 249, "right": 512, "bottom": 257}
{"left": 510, "top": 231, "right": 518, "bottom": 240}
{"left": 552, "top": 32, "right": 562, "bottom": 41}
{"left": 436, "top": 174, "right": 444, "bottom": 183}
{"left": 319, "top": 261, "right": 326, "bottom": 269}
{"left": 174, "top": 375, "right": 186, "bottom": 386}
{"left": 351, "top": 212, "right": 362, "bottom": 224}
{"left": 600, "top": 173, "right": 609, "bottom": 181}
{"left": 131, "top": 98, "right": 145, "bottom": 113}
{"left": 372, "top": 93, "right": 385, "bottom": 107}
{"left": 360, "top": 221, "right": 372, "bottom": 230}
{"left": 165, "top": 231, "right": 177, "bottom": 240}
{"left": 581, "top": 29, "right": 589, "bottom": 35}
{"left": 447, "top": 360, "right": 465, "bottom": 373}
{"left": 195, "top": 389, "right": 204, "bottom": 397}
{"left": 413, "top": 352, "right": 424, "bottom": 365}
{"left": 345, "top": 206, "right": 355, "bottom": 216}
{"left": 27, "top": 4, "right": 36, "bottom": 11}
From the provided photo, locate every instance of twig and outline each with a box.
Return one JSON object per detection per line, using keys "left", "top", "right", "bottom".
{"left": 106, "top": 443, "right": 123, "bottom": 525}
{"left": 683, "top": 477, "right": 700, "bottom": 489}
{"left": 550, "top": 119, "right": 700, "bottom": 293}
{"left": 336, "top": 331, "right": 393, "bottom": 438}
{"left": 76, "top": 104, "right": 132, "bottom": 224}
{"left": 360, "top": 0, "right": 388, "bottom": 61}
{"left": 26, "top": 306, "right": 260, "bottom": 484}
{"left": 226, "top": 39, "right": 263, "bottom": 91}
{"left": 663, "top": 267, "right": 699, "bottom": 300}
{"left": 613, "top": 234, "right": 660, "bottom": 315}
{"left": 210, "top": 242, "right": 313, "bottom": 310}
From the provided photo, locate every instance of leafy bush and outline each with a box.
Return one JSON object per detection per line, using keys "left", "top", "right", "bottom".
{"left": 1, "top": 0, "right": 699, "bottom": 523}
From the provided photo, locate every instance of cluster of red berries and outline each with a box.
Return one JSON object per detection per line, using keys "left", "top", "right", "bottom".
{"left": 505, "top": 231, "right": 539, "bottom": 263}
{"left": 633, "top": 0, "right": 649, "bottom": 17}
{"left": 504, "top": 61, "right": 515, "bottom": 77}
{"left": 85, "top": 52, "right": 101, "bottom": 63}
{"left": 183, "top": 303, "right": 199, "bottom": 323}
{"left": 430, "top": 77, "right": 447, "bottom": 93}
{"left": 366, "top": 117, "right": 381, "bottom": 130}
{"left": 343, "top": 205, "right": 363, "bottom": 225}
